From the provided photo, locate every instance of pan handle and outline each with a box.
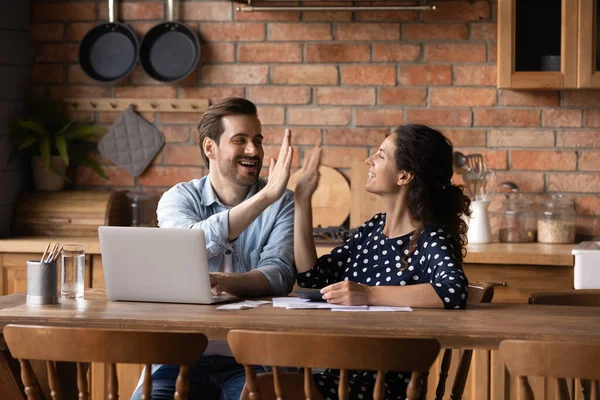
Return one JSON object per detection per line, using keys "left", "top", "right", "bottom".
{"left": 168, "top": 0, "right": 174, "bottom": 22}
{"left": 108, "top": 0, "right": 115, "bottom": 23}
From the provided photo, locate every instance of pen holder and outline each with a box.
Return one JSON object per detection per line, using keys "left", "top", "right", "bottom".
{"left": 26, "top": 260, "right": 58, "bottom": 305}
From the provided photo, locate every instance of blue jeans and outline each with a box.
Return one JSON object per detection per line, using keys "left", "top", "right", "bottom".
{"left": 130, "top": 355, "right": 268, "bottom": 400}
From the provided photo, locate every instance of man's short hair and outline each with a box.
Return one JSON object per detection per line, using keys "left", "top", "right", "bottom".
{"left": 197, "top": 97, "right": 258, "bottom": 168}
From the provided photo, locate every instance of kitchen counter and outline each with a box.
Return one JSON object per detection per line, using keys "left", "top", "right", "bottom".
{"left": 0, "top": 236, "right": 575, "bottom": 266}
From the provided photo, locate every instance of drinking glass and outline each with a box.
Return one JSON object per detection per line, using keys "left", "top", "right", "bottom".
{"left": 61, "top": 244, "right": 85, "bottom": 299}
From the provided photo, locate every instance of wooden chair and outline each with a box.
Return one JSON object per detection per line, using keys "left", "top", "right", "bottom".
{"left": 227, "top": 330, "right": 440, "bottom": 400}
{"left": 499, "top": 340, "right": 600, "bottom": 400}
{"left": 529, "top": 289, "right": 600, "bottom": 399}
{"left": 434, "top": 282, "right": 495, "bottom": 400}
{"left": 4, "top": 325, "right": 208, "bottom": 400}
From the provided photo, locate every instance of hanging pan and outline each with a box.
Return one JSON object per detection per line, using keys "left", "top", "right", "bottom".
{"left": 139, "top": 0, "right": 200, "bottom": 83}
{"left": 78, "top": 0, "right": 139, "bottom": 83}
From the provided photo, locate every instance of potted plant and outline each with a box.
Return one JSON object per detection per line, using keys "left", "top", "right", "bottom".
{"left": 9, "top": 95, "right": 108, "bottom": 191}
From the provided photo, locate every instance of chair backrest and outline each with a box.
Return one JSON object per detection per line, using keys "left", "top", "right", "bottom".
{"left": 228, "top": 330, "right": 440, "bottom": 400}
{"left": 4, "top": 325, "right": 208, "bottom": 400}
{"left": 499, "top": 340, "right": 600, "bottom": 400}
{"left": 467, "top": 282, "right": 495, "bottom": 304}
{"left": 528, "top": 290, "right": 600, "bottom": 306}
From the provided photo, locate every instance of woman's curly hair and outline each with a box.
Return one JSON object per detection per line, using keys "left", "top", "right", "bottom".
{"left": 392, "top": 124, "right": 471, "bottom": 265}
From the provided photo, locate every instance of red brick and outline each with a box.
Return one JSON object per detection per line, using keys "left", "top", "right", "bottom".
{"left": 238, "top": 43, "right": 302, "bottom": 62}
{"left": 31, "top": 64, "right": 65, "bottom": 83}
{"left": 128, "top": 22, "right": 159, "bottom": 37}
{"left": 200, "top": 22, "right": 265, "bottom": 41}
{"left": 399, "top": 65, "right": 451, "bottom": 86}
{"left": 378, "top": 88, "right": 427, "bottom": 106}
{"left": 288, "top": 108, "right": 351, "bottom": 126}
{"left": 140, "top": 167, "right": 204, "bottom": 187}
{"left": 549, "top": 173, "right": 600, "bottom": 193}
{"left": 33, "top": 3, "right": 96, "bottom": 21}
{"left": 68, "top": 111, "right": 95, "bottom": 122}
{"left": 355, "top": 10, "right": 419, "bottom": 22}
{"left": 584, "top": 110, "right": 600, "bottom": 127}
{"left": 97, "top": 112, "right": 155, "bottom": 124}
{"left": 30, "top": 23, "right": 64, "bottom": 41}
{"left": 50, "top": 86, "right": 111, "bottom": 99}
{"left": 470, "top": 22, "right": 497, "bottom": 40}
{"left": 355, "top": 109, "right": 403, "bottom": 127}
{"left": 479, "top": 150, "right": 508, "bottom": 170}
{"left": 198, "top": 43, "right": 235, "bottom": 63}
{"left": 441, "top": 129, "right": 486, "bottom": 147}
{"left": 511, "top": 150, "right": 577, "bottom": 171}
{"left": 76, "top": 166, "right": 135, "bottom": 187}
{"left": 562, "top": 91, "right": 600, "bottom": 106}
{"left": 321, "top": 147, "right": 369, "bottom": 168}
{"left": 406, "top": 109, "right": 472, "bottom": 127}
{"left": 36, "top": 44, "right": 79, "bottom": 63}
{"left": 183, "top": 2, "right": 232, "bottom": 21}
{"left": 268, "top": 23, "right": 332, "bottom": 41}
{"left": 257, "top": 106, "right": 285, "bottom": 125}
{"left": 165, "top": 146, "right": 203, "bottom": 166}
{"left": 543, "top": 109, "right": 582, "bottom": 128}
{"left": 98, "top": 2, "right": 163, "bottom": 20}
{"left": 494, "top": 171, "right": 546, "bottom": 192}
{"left": 341, "top": 66, "right": 395, "bottom": 86}
{"left": 129, "top": 65, "right": 196, "bottom": 86}
{"left": 424, "top": 1, "right": 491, "bottom": 21}
{"left": 272, "top": 65, "right": 338, "bottom": 85}
{"left": 453, "top": 65, "right": 497, "bottom": 86}
{"left": 262, "top": 127, "right": 321, "bottom": 145}
{"left": 115, "top": 86, "right": 177, "bottom": 99}
{"left": 324, "top": 128, "right": 388, "bottom": 146}
{"left": 303, "top": 11, "right": 352, "bottom": 22}
{"left": 576, "top": 196, "right": 600, "bottom": 216}
{"left": 488, "top": 130, "right": 555, "bottom": 148}
{"left": 200, "top": 65, "right": 268, "bottom": 84}
{"left": 66, "top": 22, "right": 96, "bottom": 41}
{"left": 306, "top": 44, "right": 370, "bottom": 63}
{"left": 336, "top": 23, "right": 400, "bottom": 41}
{"left": 67, "top": 65, "right": 102, "bottom": 85}
{"left": 575, "top": 218, "right": 600, "bottom": 238}
{"left": 373, "top": 44, "right": 421, "bottom": 62}
{"left": 474, "top": 109, "right": 541, "bottom": 127}
{"left": 425, "top": 44, "right": 487, "bottom": 62}
{"left": 580, "top": 152, "right": 600, "bottom": 171}
{"left": 247, "top": 86, "right": 311, "bottom": 104}
{"left": 162, "top": 126, "right": 191, "bottom": 143}
{"left": 159, "top": 113, "right": 202, "bottom": 124}
{"left": 488, "top": 43, "right": 497, "bottom": 62}
{"left": 557, "top": 130, "right": 600, "bottom": 148}
{"left": 263, "top": 146, "right": 300, "bottom": 167}
{"left": 499, "top": 91, "right": 559, "bottom": 106}
{"left": 180, "top": 87, "right": 245, "bottom": 103}
{"left": 431, "top": 88, "right": 497, "bottom": 107}
{"left": 316, "top": 88, "right": 375, "bottom": 105}
{"left": 235, "top": 8, "right": 300, "bottom": 21}
{"left": 404, "top": 23, "right": 468, "bottom": 40}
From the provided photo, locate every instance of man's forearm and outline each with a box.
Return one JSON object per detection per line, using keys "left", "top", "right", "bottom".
{"left": 227, "top": 191, "right": 272, "bottom": 240}
{"left": 228, "top": 270, "right": 272, "bottom": 297}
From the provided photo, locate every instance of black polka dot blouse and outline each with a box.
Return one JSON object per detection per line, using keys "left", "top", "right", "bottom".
{"left": 296, "top": 213, "right": 470, "bottom": 400}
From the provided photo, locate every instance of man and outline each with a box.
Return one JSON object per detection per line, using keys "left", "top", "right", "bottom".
{"left": 131, "top": 97, "right": 295, "bottom": 400}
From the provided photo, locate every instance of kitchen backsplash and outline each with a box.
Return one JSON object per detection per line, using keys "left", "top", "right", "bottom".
{"left": 29, "top": 0, "right": 600, "bottom": 237}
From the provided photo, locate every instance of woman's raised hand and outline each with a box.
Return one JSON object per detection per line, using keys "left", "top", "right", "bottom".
{"left": 263, "top": 129, "right": 293, "bottom": 203}
{"left": 294, "top": 139, "right": 322, "bottom": 202}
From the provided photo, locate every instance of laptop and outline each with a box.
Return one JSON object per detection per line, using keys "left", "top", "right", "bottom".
{"left": 98, "top": 226, "right": 236, "bottom": 304}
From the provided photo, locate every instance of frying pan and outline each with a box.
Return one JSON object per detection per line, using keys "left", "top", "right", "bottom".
{"left": 79, "top": 0, "right": 139, "bottom": 83}
{"left": 139, "top": 0, "right": 200, "bottom": 83}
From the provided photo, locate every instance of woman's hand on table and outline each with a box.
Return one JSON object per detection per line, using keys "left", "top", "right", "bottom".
{"left": 320, "top": 281, "right": 373, "bottom": 306}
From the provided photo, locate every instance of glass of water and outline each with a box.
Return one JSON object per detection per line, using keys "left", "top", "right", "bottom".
{"left": 61, "top": 244, "right": 85, "bottom": 299}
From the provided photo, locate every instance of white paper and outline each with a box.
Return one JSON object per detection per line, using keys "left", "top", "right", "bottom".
{"left": 272, "top": 297, "right": 311, "bottom": 307}
{"left": 318, "top": 304, "right": 369, "bottom": 310}
{"left": 216, "top": 300, "right": 271, "bottom": 310}
{"left": 285, "top": 302, "right": 322, "bottom": 309}
{"left": 243, "top": 300, "right": 272, "bottom": 306}
{"left": 331, "top": 306, "right": 413, "bottom": 312}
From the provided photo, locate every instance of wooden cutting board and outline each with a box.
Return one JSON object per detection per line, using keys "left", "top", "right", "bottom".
{"left": 350, "top": 159, "right": 385, "bottom": 228}
{"left": 287, "top": 166, "right": 351, "bottom": 227}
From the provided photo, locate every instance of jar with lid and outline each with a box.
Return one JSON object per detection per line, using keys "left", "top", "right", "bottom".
{"left": 537, "top": 194, "right": 576, "bottom": 244}
{"left": 499, "top": 194, "right": 537, "bottom": 243}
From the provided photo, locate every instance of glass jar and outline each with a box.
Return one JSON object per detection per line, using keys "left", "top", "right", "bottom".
{"left": 499, "top": 194, "right": 537, "bottom": 243}
{"left": 537, "top": 194, "right": 576, "bottom": 244}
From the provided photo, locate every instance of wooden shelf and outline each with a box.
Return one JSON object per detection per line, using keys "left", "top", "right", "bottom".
{"left": 63, "top": 98, "right": 210, "bottom": 113}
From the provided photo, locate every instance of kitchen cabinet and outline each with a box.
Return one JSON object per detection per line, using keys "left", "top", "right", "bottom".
{"left": 578, "top": 0, "right": 600, "bottom": 87}
{"left": 498, "top": 0, "right": 579, "bottom": 89}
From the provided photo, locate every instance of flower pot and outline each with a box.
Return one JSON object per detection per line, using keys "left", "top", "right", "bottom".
{"left": 31, "top": 156, "right": 66, "bottom": 192}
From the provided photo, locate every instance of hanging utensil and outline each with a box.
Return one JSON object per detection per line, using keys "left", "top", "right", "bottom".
{"left": 139, "top": 0, "right": 201, "bottom": 83}
{"left": 452, "top": 151, "right": 468, "bottom": 175}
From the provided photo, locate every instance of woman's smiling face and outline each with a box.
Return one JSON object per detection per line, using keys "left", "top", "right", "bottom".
{"left": 364, "top": 134, "right": 402, "bottom": 195}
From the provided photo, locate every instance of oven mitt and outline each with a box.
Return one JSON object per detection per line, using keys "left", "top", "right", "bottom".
{"left": 97, "top": 105, "right": 165, "bottom": 177}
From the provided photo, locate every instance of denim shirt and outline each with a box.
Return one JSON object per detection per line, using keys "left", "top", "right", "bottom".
{"left": 156, "top": 175, "right": 296, "bottom": 297}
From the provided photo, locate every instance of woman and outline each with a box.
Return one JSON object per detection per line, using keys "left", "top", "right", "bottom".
{"left": 294, "top": 124, "right": 471, "bottom": 400}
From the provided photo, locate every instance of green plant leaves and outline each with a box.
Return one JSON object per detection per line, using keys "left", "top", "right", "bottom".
{"left": 55, "top": 135, "right": 69, "bottom": 166}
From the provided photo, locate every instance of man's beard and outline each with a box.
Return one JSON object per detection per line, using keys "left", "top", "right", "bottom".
{"left": 217, "top": 156, "right": 262, "bottom": 187}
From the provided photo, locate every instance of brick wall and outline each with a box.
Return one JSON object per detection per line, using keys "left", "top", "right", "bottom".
{"left": 30, "top": 0, "right": 600, "bottom": 238}
{"left": 0, "top": 1, "right": 31, "bottom": 238}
